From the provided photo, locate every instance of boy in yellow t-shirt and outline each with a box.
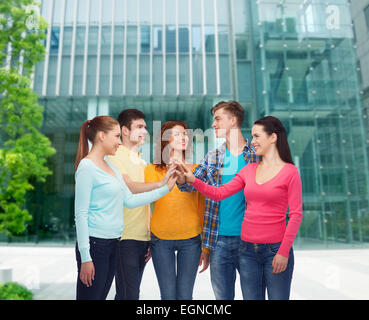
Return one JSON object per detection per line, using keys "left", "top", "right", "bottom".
{"left": 107, "top": 109, "right": 169, "bottom": 300}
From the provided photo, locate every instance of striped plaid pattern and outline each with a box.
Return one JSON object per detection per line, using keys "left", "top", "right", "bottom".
{"left": 178, "top": 140, "right": 261, "bottom": 251}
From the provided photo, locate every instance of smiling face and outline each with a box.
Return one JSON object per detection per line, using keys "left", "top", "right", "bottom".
{"left": 169, "top": 125, "right": 189, "bottom": 152}
{"left": 100, "top": 124, "right": 121, "bottom": 155}
{"left": 122, "top": 118, "right": 147, "bottom": 146}
{"left": 211, "top": 108, "right": 236, "bottom": 138}
{"left": 251, "top": 124, "right": 277, "bottom": 156}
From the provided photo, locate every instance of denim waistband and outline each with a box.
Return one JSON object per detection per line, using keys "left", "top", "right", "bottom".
{"left": 90, "top": 236, "right": 120, "bottom": 243}
{"left": 241, "top": 240, "right": 281, "bottom": 249}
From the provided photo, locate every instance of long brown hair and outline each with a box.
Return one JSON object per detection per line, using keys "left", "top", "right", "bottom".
{"left": 74, "top": 115, "right": 119, "bottom": 171}
{"left": 254, "top": 116, "right": 294, "bottom": 164}
{"left": 154, "top": 120, "right": 191, "bottom": 171}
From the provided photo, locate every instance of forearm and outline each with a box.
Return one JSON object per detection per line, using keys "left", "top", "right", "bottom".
{"left": 124, "top": 185, "right": 169, "bottom": 209}
{"left": 191, "top": 176, "right": 244, "bottom": 201}
{"left": 278, "top": 211, "right": 302, "bottom": 258}
{"left": 75, "top": 213, "right": 91, "bottom": 263}
{"left": 126, "top": 180, "right": 161, "bottom": 194}
{"left": 278, "top": 172, "right": 303, "bottom": 258}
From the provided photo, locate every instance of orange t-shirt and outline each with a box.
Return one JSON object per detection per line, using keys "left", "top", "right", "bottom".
{"left": 144, "top": 164, "right": 205, "bottom": 240}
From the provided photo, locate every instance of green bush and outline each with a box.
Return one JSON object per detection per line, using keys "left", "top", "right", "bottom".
{"left": 0, "top": 282, "right": 33, "bottom": 300}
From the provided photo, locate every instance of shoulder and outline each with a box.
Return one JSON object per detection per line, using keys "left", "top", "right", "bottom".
{"left": 283, "top": 163, "right": 301, "bottom": 181}
{"left": 76, "top": 158, "right": 92, "bottom": 171}
{"left": 239, "top": 162, "right": 258, "bottom": 174}
{"left": 204, "top": 144, "right": 225, "bottom": 163}
{"left": 75, "top": 158, "right": 94, "bottom": 179}
{"left": 284, "top": 163, "right": 299, "bottom": 174}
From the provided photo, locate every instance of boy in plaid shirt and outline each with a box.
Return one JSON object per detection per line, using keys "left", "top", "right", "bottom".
{"left": 177, "top": 101, "right": 260, "bottom": 300}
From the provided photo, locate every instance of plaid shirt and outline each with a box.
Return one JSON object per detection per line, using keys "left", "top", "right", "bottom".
{"left": 178, "top": 140, "right": 261, "bottom": 251}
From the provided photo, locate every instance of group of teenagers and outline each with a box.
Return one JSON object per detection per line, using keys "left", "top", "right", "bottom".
{"left": 74, "top": 100, "right": 303, "bottom": 301}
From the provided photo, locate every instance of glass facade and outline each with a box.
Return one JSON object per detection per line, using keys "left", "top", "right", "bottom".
{"left": 2, "top": 0, "right": 369, "bottom": 248}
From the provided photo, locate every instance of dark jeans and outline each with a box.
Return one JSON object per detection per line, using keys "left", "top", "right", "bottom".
{"left": 209, "top": 235, "right": 241, "bottom": 300}
{"left": 150, "top": 233, "right": 202, "bottom": 300}
{"left": 239, "top": 241, "right": 294, "bottom": 300}
{"left": 114, "top": 239, "right": 150, "bottom": 300}
{"left": 75, "top": 237, "right": 119, "bottom": 300}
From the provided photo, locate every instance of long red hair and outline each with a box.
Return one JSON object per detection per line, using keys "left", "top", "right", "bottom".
{"left": 154, "top": 120, "right": 191, "bottom": 171}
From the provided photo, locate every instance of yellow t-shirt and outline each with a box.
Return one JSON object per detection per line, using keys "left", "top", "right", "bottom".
{"left": 107, "top": 145, "right": 150, "bottom": 241}
{"left": 144, "top": 164, "right": 205, "bottom": 240}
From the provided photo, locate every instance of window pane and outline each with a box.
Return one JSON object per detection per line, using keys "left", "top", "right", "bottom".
{"left": 166, "top": 55, "right": 176, "bottom": 94}
{"left": 89, "top": 0, "right": 100, "bottom": 25}
{"left": 219, "top": 55, "right": 230, "bottom": 94}
{"left": 114, "top": 26, "right": 124, "bottom": 54}
{"left": 73, "top": 55, "right": 84, "bottom": 95}
{"left": 206, "top": 54, "right": 216, "bottom": 94}
{"left": 178, "top": 27, "right": 189, "bottom": 53}
{"left": 102, "top": 0, "right": 113, "bottom": 24}
{"left": 179, "top": 55, "right": 189, "bottom": 95}
{"left": 60, "top": 56, "right": 71, "bottom": 95}
{"left": 205, "top": 26, "right": 215, "bottom": 53}
{"left": 126, "top": 55, "right": 137, "bottom": 94}
{"left": 77, "top": 0, "right": 88, "bottom": 24}
{"left": 237, "top": 61, "right": 252, "bottom": 100}
{"left": 140, "top": 26, "right": 150, "bottom": 53}
{"left": 64, "top": 0, "right": 76, "bottom": 25}
{"left": 127, "top": 26, "right": 138, "bottom": 54}
{"left": 166, "top": 26, "right": 176, "bottom": 53}
{"left": 112, "top": 55, "right": 123, "bottom": 95}
{"left": 192, "top": 54, "right": 203, "bottom": 94}
{"left": 152, "top": 55, "right": 163, "bottom": 95}
{"left": 192, "top": 26, "right": 201, "bottom": 52}
{"left": 153, "top": 27, "right": 163, "bottom": 52}
{"left": 75, "top": 26, "right": 86, "bottom": 55}
{"left": 99, "top": 55, "right": 110, "bottom": 95}
{"left": 139, "top": 55, "right": 150, "bottom": 95}
{"left": 101, "top": 26, "right": 112, "bottom": 55}
{"left": 86, "top": 55, "right": 97, "bottom": 95}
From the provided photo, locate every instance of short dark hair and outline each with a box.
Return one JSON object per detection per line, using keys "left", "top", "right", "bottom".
{"left": 117, "top": 109, "right": 145, "bottom": 130}
{"left": 211, "top": 101, "right": 245, "bottom": 128}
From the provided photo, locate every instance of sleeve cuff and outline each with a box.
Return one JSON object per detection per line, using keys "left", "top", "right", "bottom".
{"left": 79, "top": 247, "right": 92, "bottom": 263}
{"left": 158, "top": 184, "right": 170, "bottom": 196}
{"left": 202, "top": 247, "right": 210, "bottom": 254}
{"left": 277, "top": 244, "right": 291, "bottom": 258}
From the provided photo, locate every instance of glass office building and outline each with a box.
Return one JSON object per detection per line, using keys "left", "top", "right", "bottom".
{"left": 3, "top": 0, "right": 369, "bottom": 248}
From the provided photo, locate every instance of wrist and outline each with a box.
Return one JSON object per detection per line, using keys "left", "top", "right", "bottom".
{"left": 188, "top": 176, "right": 195, "bottom": 184}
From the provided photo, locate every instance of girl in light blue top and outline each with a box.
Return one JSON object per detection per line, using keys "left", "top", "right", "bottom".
{"left": 74, "top": 115, "right": 176, "bottom": 300}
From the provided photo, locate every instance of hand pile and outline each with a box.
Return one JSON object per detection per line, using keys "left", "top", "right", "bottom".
{"left": 162, "top": 159, "right": 196, "bottom": 191}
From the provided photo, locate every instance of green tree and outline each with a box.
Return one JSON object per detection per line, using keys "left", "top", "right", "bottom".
{"left": 0, "top": 0, "right": 56, "bottom": 236}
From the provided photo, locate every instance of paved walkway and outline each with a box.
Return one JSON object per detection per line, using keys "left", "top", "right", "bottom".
{"left": 0, "top": 245, "right": 368, "bottom": 300}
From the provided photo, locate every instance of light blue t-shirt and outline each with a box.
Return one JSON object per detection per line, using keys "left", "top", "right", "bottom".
{"left": 218, "top": 148, "right": 247, "bottom": 236}
{"left": 74, "top": 158, "right": 169, "bottom": 263}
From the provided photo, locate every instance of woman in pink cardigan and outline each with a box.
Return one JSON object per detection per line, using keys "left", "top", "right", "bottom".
{"left": 177, "top": 116, "right": 302, "bottom": 300}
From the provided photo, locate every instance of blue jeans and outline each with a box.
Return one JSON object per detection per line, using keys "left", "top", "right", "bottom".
{"left": 114, "top": 239, "right": 149, "bottom": 300}
{"left": 239, "top": 241, "right": 294, "bottom": 300}
{"left": 210, "top": 235, "right": 241, "bottom": 300}
{"left": 150, "top": 233, "right": 202, "bottom": 300}
{"left": 75, "top": 237, "right": 119, "bottom": 300}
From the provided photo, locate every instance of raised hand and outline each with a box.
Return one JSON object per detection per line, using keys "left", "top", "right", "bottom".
{"left": 166, "top": 173, "right": 178, "bottom": 191}
{"left": 176, "top": 163, "right": 195, "bottom": 183}
{"left": 161, "top": 163, "right": 177, "bottom": 187}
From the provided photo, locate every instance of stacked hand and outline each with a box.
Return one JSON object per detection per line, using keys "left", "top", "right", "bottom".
{"left": 167, "top": 159, "right": 196, "bottom": 184}
{"left": 160, "top": 159, "right": 197, "bottom": 191}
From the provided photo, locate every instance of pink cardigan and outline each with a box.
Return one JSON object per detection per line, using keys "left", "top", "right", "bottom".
{"left": 191, "top": 162, "right": 303, "bottom": 258}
